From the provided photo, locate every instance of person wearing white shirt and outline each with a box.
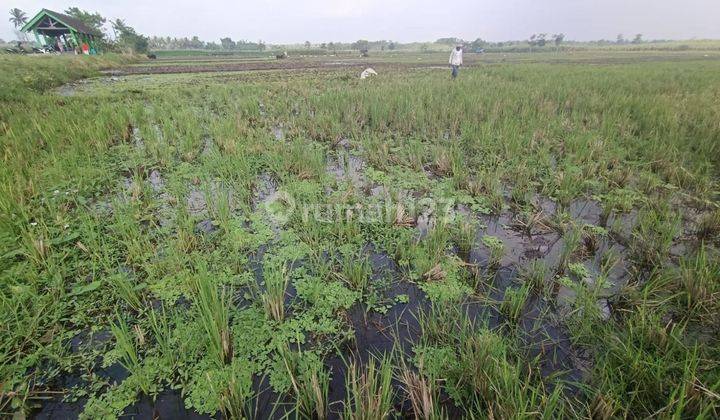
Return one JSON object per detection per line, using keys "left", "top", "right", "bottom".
{"left": 449, "top": 45, "right": 463, "bottom": 79}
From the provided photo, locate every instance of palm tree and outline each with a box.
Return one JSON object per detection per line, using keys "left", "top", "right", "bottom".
{"left": 9, "top": 8, "right": 27, "bottom": 28}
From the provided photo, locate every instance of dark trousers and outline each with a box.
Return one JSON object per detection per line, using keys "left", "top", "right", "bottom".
{"left": 451, "top": 65, "right": 459, "bottom": 78}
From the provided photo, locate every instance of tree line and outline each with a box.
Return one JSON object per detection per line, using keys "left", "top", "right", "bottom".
{"left": 6, "top": 7, "right": 654, "bottom": 54}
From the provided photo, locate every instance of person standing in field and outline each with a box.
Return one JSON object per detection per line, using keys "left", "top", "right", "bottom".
{"left": 449, "top": 45, "right": 463, "bottom": 79}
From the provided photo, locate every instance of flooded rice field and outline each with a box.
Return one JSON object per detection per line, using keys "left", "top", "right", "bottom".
{"left": 3, "top": 52, "right": 719, "bottom": 419}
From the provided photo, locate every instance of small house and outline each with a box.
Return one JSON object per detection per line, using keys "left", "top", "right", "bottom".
{"left": 21, "top": 9, "right": 100, "bottom": 53}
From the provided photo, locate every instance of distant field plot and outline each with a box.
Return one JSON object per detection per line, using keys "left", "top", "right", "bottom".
{"left": 0, "top": 51, "right": 719, "bottom": 419}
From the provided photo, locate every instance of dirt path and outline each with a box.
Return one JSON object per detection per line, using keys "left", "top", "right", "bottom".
{"left": 104, "top": 59, "right": 397, "bottom": 75}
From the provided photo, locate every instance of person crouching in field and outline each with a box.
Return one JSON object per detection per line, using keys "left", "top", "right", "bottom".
{"left": 449, "top": 45, "right": 463, "bottom": 79}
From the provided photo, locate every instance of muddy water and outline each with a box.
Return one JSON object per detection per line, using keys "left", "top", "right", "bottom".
{"left": 326, "top": 151, "right": 367, "bottom": 188}
{"left": 568, "top": 198, "right": 604, "bottom": 225}
{"left": 186, "top": 188, "right": 208, "bottom": 216}
{"left": 33, "top": 389, "right": 213, "bottom": 420}
{"left": 470, "top": 212, "right": 561, "bottom": 268}
{"left": 271, "top": 125, "right": 284, "bottom": 141}
{"left": 252, "top": 173, "right": 279, "bottom": 210}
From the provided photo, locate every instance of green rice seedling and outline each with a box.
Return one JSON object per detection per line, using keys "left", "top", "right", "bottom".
{"left": 406, "top": 223, "right": 452, "bottom": 277}
{"left": 458, "top": 332, "right": 519, "bottom": 409}
{"left": 500, "top": 283, "right": 531, "bottom": 325}
{"left": 294, "top": 361, "right": 330, "bottom": 420}
{"left": 340, "top": 253, "right": 372, "bottom": 293}
{"left": 108, "top": 273, "right": 144, "bottom": 312}
{"left": 481, "top": 235, "right": 504, "bottom": 267}
{"left": 415, "top": 303, "right": 472, "bottom": 347}
{"left": 110, "top": 315, "right": 152, "bottom": 394}
{"left": 219, "top": 373, "right": 253, "bottom": 420}
{"left": 398, "top": 356, "right": 446, "bottom": 420}
{"left": 696, "top": 209, "right": 720, "bottom": 243}
{"left": 452, "top": 218, "right": 477, "bottom": 256}
{"left": 275, "top": 345, "right": 329, "bottom": 419}
{"left": 110, "top": 315, "right": 141, "bottom": 373}
{"left": 206, "top": 182, "right": 234, "bottom": 228}
{"left": 520, "top": 260, "right": 550, "bottom": 294}
{"left": 674, "top": 245, "right": 719, "bottom": 319}
{"left": 568, "top": 262, "right": 590, "bottom": 281}
{"left": 589, "top": 307, "right": 716, "bottom": 418}
{"left": 582, "top": 223, "right": 608, "bottom": 255}
{"left": 281, "top": 139, "right": 326, "bottom": 181}
{"left": 344, "top": 356, "right": 395, "bottom": 420}
{"left": 296, "top": 367, "right": 330, "bottom": 420}
{"left": 262, "top": 263, "right": 289, "bottom": 322}
{"left": 415, "top": 323, "right": 563, "bottom": 418}
{"left": 476, "top": 171, "right": 506, "bottom": 213}
{"left": 147, "top": 307, "right": 173, "bottom": 357}
{"left": 509, "top": 168, "right": 533, "bottom": 208}
{"left": 558, "top": 224, "right": 582, "bottom": 272}
{"left": 194, "top": 274, "right": 233, "bottom": 366}
{"left": 630, "top": 204, "right": 680, "bottom": 267}
{"left": 424, "top": 222, "right": 452, "bottom": 260}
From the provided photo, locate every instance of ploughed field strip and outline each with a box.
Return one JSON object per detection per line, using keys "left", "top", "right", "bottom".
{"left": 1, "top": 53, "right": 719, "bottom": 419}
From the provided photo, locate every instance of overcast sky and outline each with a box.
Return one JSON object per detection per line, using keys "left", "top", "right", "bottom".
{"left": 5, "top": 0, "right": 720, "bottom": 44}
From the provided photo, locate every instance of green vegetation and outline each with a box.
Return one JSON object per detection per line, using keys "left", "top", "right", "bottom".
{"left": 0, "top": 51, "right": 718, "bottom": 418}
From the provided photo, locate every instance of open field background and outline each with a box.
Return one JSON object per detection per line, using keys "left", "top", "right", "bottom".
{"left": 1, "top": 51, "right": 719, "bottom": 418}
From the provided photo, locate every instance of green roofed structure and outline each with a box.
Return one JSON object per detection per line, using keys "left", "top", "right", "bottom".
{"left": 21, "top": 9, "right": 101, "bottom": 53}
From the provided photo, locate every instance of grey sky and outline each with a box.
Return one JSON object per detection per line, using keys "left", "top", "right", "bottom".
{"left": 5, "top": 0, "right": 719, "bottom": 44}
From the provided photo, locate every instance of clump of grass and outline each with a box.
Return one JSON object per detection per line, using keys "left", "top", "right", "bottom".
{"left": 277, "top": 346, "right": 329, "bottom": 419}
{"left": 194, "top": 274, "right": 233, "bottom": 366}
{"left": 414, "top": 322, "right": 564, "bottom": 418}
{"left": 281, "top": 140, "right": 326, "bottom": 180}
{"left": 340, "top": 253, "right": 372, "bottom": 293}
{"left": 568, "top": 262, "right": 590, "bottom": 281}
{"left": 147, "top": 307, "right": 172, "bottom": 357}
{"left": 630, "top": 204, "right": 680, "bottom": 267}
{"left": 294, "top": 362, "right": 329, "bottom": 420}
{"left": 452, "top": 218, "right": 477, "bottom": 256}
{"left": 590, "top": 307, "right": 717, "bottom": 418}
{"left": 482, "top": 235, "right": 504, "bottom": 267}
{"left": 674, "top": 245, "right": 719, "bottom": 319}
{"left": 399, "top": 366, "right": 445, "bottom": 420}
{"left": 219, "top": 373, "right": 253, "bottom": 420}
{"left": 520, "top": 260, "right": 550, "bottom": 294}
{"left": 262, "top": 263, "right": 289, "bottom": 322}
{"left": 110, "top": 315, "right": 141, "bottom": 374}
{"left": 558, "top": 224, "right": 583, "bottom": 273}
{"left": 344, "top": 357, "right": 395, "bottom": 419}
{"left": 500, "top": 283, "right": 531, "bottom": 325}
{"left": 696, "top": 209, "right": 720, "bottom": 243}
{"left": 108, "top": 273, "right": 143, "bottom": 312}
{"left": 110, "top": 315, "right": 152, "bottom": 394}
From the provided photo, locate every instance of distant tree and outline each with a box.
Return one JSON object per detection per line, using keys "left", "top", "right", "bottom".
{"left": 616, "top": 34, "right": 625, "bottom": 44}
{"left": 304, "top": 40, "right": 311, "bottom": 49}
{"left": 632, "top": 34, "right": 643, "bottom": 44}
{"left": 553, "top": 33, "right": 565, "bottom": 48}
{"left": 110, "top": 18, "right": 131, "bottom": 36}
{"left": 111, "top": 19, "right": 148, "bottom": 53}
{"left": 537, "top": 33, "right": 547, "bottom": 47}
{"left": 190, "top": 35, "right": 203, "bottom": 49}
{"left": 529, "top": 33, "right": 547, "bottom": 49}
{"left": 220, "top": 37, "right": 235, "bottom": 49}
{"left": 64, "top": 7, "right": 106, "bottom": 37}
{"left": 470, "top": 38, "right": 487, "bottom": 50}
{"left": 388, "top": 41, "right": 396, "bottom": 50}
{"left": 8, "top": 8, "right": 27, "bottom": 28}
{"left": 436, "top": 37, "right": 464, "bottom": 45}
{"left": 351, "top": 39, "right": 369, "bottom": 51}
